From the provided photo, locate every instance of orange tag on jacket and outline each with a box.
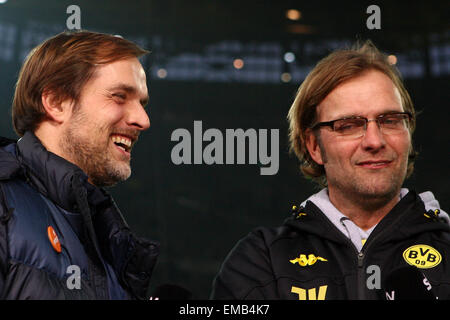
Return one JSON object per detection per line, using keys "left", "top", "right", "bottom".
{"left": 47, "top": 226, "right": 61, "bottom": 253}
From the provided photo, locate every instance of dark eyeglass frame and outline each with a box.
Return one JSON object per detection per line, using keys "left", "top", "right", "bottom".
{"left": 309, "top": 111, "right": 412, "bottom": 134}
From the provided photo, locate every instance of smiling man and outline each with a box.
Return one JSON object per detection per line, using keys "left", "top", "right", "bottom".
{"left": 211, "top": 41, "right": 450, "bottom": 300}
{"left": 0, "top": 31, "right": 158, "bottom": 299}
{"left": 52, "top": 58, "right": 150, "bottom": 187}
{"left": 305, "top": 69, "right": 411, "bottom": 230}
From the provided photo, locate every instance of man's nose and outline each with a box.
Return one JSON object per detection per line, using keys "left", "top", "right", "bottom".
{"left": 360, "top": 120, "right": 386, "bottom": 151}
{"left": 126, "top": 101, "right": 150, "bottom": 131}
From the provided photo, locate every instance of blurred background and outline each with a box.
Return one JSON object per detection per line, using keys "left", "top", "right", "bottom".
{"left": 0, "top": 0, "right": 448, "bottom": 299}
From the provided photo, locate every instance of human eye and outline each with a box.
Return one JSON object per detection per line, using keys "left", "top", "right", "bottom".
{"left": 112, "top": 92, "right": 127, "bottom": 103}
{"left": 334, "top": 118, "right": 364, "bottom": 134}
{"left": 380, "top": 114, "right": 404, "bottom": 128}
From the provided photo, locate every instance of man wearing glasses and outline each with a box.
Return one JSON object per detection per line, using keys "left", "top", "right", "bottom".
{"left": 211, "top": 41, "right": 450, "bottom": 300}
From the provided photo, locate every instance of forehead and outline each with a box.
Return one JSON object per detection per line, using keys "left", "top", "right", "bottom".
{"left": 316, "top": 70, "right": 403, "bottom": 120}
{"left": 86, "top": 57, "right": 148, "bottom": 96}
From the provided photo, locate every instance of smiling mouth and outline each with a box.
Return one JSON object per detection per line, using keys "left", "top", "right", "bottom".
{"left": 356, "top": 160, "right": 392, "bottom": 169}
{"left": 111, "top": 134, "right": 133, "bottom": 153}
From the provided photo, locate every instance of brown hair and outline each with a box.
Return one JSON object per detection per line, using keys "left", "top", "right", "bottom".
{"left": 287, "top": 40, "right": 417, "bottom": 186}
{"left": 12, "top": 30, "right": 149, "bottom": 136}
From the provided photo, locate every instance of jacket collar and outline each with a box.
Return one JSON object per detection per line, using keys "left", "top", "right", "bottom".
{"left": 285, "top": 190, "right": 450, "bottom": 245}
{"left": 16, "top": 131, "right": 109, "bottom": 212}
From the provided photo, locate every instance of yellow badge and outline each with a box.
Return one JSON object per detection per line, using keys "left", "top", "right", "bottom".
{"left": 290, "top": 254, "right": 327, "bottom": 267}
{"left": 402, "top": 244, "right": 442, "bottom": 269}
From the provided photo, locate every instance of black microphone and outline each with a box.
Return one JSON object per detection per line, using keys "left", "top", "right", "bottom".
{"left": 384, "top": 265, "right": 436, "bottom": 300}
{"left": 150, "top": 284, "right": 193, "bottom": 300}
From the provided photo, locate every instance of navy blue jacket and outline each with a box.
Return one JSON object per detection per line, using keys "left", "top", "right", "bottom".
{"left": 0, "top": 132, "right": 159, "bottom": 299}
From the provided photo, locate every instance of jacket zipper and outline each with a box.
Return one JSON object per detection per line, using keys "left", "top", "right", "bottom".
{"left": 357, "top": 251, "right": 366, "bottom": 300}
{"left": 354, "top": 202, "right": 414, "bottom": 300}
{"left": 306, "top": 202, "right": 394, "bottom": 299}
{"left": 306, "top": 203, "right": 368, "bottom": 299}
{"left": 73, "top": 177, "right": 110, "bottom": 299}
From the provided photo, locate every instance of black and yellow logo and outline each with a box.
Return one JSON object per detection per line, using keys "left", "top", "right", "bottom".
{"left": 403, "top": 244, "right": 442, "bottom": 269}
{"left": 290, "top": 254, "right": 327, "bottom": 267}
{"left": 291, "top": 285, "right": 328, "bottom": 300}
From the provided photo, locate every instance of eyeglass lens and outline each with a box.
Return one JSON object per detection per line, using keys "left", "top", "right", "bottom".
{"left": 334, "top": 114, "right": 409, "bottom": 137}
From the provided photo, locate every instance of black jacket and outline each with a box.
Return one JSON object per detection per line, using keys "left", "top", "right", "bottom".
{"left": 211, "top": 191, "right": 450, "bottom": 300}
{"left": 0, "top": 132, "right": 159, "bottom": 299}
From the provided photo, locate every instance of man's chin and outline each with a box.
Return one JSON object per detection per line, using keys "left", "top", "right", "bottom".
{"left": 88, "top": 164, "right": 131, "bottom": 187}
{"left": 352, "top": 180, "right": 402, "bottom": 207}
{"left": 358, "top": 186, "right": 398, "bottom": 200}
{"left": 330, "top": 174, "right": 402, "bottom": 208}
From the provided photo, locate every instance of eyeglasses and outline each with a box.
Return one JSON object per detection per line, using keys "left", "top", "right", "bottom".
{"left": 310, "top": 112, "right": 412, "bottom": 138}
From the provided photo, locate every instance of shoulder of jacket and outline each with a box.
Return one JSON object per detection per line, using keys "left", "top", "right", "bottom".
{"left": 236, "top": 224, "right": 298, "bottom": 252}
{"left": 0, "top": 179, "right": 50, "bottom": 228}
{"left": 0, "top": 179, "right": 91, "bottom": 278}
{"left": 0, "top": 145, "right": 21, "bottom": 182}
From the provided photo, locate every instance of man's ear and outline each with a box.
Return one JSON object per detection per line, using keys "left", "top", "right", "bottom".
{"left": 305, "top": 129, "right": 324, "bottom": 165}
{"left": 41, "top": 91, "right": 73, "bottom": 124}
